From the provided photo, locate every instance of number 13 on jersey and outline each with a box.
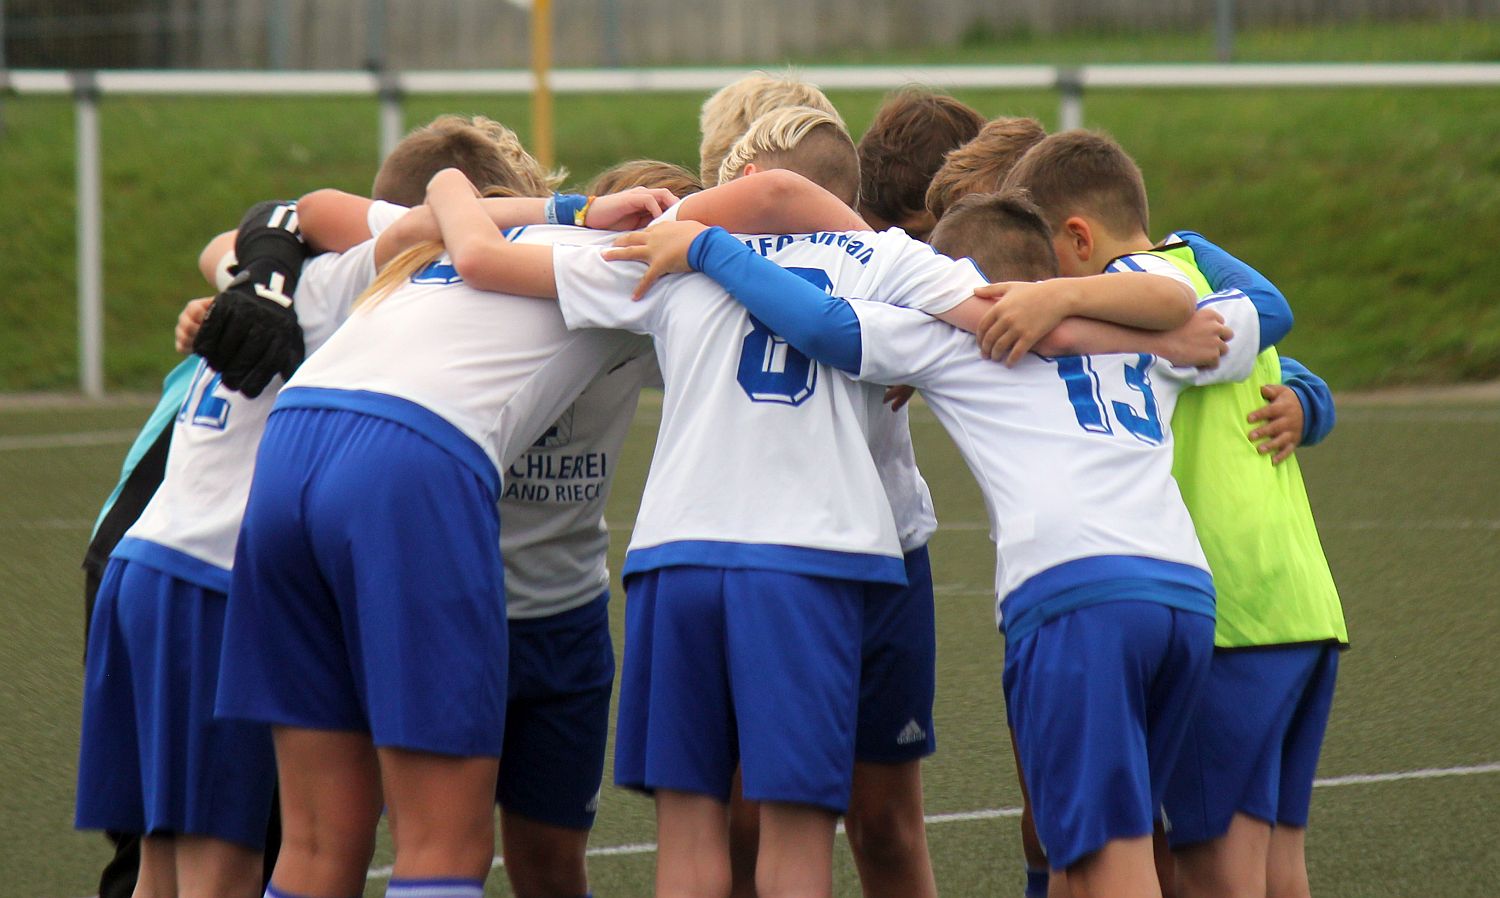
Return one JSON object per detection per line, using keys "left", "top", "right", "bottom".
{"left": 1043, "top": 353, "right": 1164, "bottom": 445}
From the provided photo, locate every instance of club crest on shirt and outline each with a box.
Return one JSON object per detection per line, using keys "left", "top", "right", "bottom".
{"left": 532, "top": 407, "right": 575, "bottom": 449}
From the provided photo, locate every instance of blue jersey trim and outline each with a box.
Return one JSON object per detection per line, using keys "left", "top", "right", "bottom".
{"left": 623, "top": 540, "right": 908, "bottom": 586}
{"left": 274, "top": 387, "right": 500, "bottom": 499}
{"left": 111, "top": 537, "right": 232, "bottom": 594}
{"left": 1000, "top": 554, "right": 1215, "bottom": 644}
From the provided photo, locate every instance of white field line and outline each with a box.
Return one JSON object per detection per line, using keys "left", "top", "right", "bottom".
{"left": 0, "top": 429, "right": 139, "bottom": 451}
{"left": 610, "top": 519, "right": 1500, "bottom": 534}
{"left": 365, "top": 761, "right": 1500, "bottom": 880}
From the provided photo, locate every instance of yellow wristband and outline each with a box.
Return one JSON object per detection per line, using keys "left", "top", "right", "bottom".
{"left": 574, "top": 196, "right": 596, "bottom": 227}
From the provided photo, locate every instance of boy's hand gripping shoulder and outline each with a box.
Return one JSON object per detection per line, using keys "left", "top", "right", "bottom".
{"left": 672, "top": 169, "right": 867, "bottom": 234}
{"left": 191, "top": 199, "right": 309, "bottom": 398}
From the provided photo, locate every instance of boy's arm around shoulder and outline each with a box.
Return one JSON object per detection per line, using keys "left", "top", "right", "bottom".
{"left": 978, "top": 271, "right": 1196, "bottom": 365}
{"left": 674, "top": 169, "right": 869, "bottom": 234}
{"left": 1168, "top": 230, "right": 1292, "bottom": 349}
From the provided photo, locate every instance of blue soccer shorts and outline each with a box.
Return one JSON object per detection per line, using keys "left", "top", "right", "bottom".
{"left": 1003, "top": 599, "right": 1214, "bottom": 870}
{"left": 856, "top": 546, "right": 937, "bottom": 764}
{"left": 1162, "top": 642, "right": 1340, "bottom": 847}
{"left": 77, "top": 558, "right": 276, "bottom": 849}
{"left": 216, "top": 405, "right": 508, "bottom": 757}
{"left": 498, "top": 591, "right": 615, "bottom": 830}
{"left": 614, "top": 565, "right": 864, "bottom": 813}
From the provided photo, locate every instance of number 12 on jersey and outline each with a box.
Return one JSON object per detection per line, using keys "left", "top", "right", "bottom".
{"left": 1043, "top": 353, "right": 1164, "bottom": 445}
{"left": 178, "top": 359, "right": 232, "bottom": 430}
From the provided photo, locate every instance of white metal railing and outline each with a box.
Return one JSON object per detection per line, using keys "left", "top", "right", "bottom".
{"left": 6, "top": 63, "right": 1500, "bottom": 396}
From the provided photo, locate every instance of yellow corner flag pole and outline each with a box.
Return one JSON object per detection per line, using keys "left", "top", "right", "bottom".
{"left": 530, "top": 0, "right": 555, "bottom": 169}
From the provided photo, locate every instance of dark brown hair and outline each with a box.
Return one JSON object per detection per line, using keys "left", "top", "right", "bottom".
{"left": 857, "top": 87, "right": 985, "bottom": 224}
{"left": 999, "top": 129, "right": 1149, "bottom": 239}
{"left": 930, "top": 189, "right": 1059, "bottom": 282}
{"left": 925, "top": 117, "right": 1047, "bottom": 222}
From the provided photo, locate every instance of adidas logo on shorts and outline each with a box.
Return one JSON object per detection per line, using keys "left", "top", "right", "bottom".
{"left": 896, "top": 719, "right": 927, "bottom": 745}
{"left": 585, "top": 787, "right": 601, "bottom": 814}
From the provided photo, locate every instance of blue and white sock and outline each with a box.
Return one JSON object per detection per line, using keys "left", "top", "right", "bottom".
{"left": 264, "top": 884, "right": 356, "bottom": 898}
{"left": 384, "top": 878, "right": 485, "bottom": 898}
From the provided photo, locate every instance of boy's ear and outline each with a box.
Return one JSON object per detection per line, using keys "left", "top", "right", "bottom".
{"left": 1061, "top": 215, "right": 1094, "bottom": 262}
{"left": 740, "top": 162, "right": 760, "bottom": 178}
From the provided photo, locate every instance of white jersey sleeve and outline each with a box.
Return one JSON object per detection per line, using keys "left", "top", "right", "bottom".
{"left": 1110, "top": 251, "right": 1197, "bottom": 293}
{"left": 1191, "top": 291, "right": 1261, "bottom": 385}
{"left": 552, "top": 244, "right": 664, "bottom": 334}
{"left": 366, "top": 200, "right": 409, "bottom": 236}
{"left": 855, "top": 229, "right": 989, "bottom": 315}
{"left": 846, "top": 299, "right": 973, "bottom": 389}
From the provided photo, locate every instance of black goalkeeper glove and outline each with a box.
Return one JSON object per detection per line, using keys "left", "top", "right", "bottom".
{"left": 193, "top": 200, "right": 310, "bottom": 398}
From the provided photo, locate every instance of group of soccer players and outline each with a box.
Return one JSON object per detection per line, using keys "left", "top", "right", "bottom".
{"left": 75, "top": 71, "right": 1347, "bottom": 898}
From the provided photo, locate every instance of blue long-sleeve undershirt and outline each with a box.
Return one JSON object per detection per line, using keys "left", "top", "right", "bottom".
{"left": 1171, "top": 231, "right": 1293, "bottom": 351}
{"left": 1279, "top": 355, "right": 1336, "bottom": 446}
{"left": 688, "top": 226, "right": 864, "bottom": 373}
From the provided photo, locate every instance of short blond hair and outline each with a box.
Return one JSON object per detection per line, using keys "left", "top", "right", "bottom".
{"left": 716, "top": 106, "right": 860, "bottom": 208}
{"left": 373, "top": 114, "right": 564, "bottom": 203}
{"left": 925, "top": 117, "right": 1047, "bottom": 223}
{"left": 698, "top": 71, "right": 842, "bottom": 185}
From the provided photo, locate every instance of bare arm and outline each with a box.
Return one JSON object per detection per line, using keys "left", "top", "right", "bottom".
{"left": 1034, "top": 307, "right": 1232, "bottom": 368}
{"left": 976, "top": 271, "right": 1197, "bottom": 364}
{"left": 295, "top": 189, "right": 375, "bottom": 253}
{"left": 675, "top": 169, "right": 869, "bottom": 234}
{"left": 197, "top": 230, "right": 237, "bottom": 286}
{"left": 427, "top": 169, "right": 558, "bottom": 299}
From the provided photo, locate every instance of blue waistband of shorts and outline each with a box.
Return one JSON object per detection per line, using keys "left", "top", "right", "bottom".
{"left": 110, "top": 537, "right": 232, "bottom": 594}
{"left": 275, "top": 387, "right": 499, "bottom": 499}
{"left": 623, "top": 540, "right": 907, "bottom": 586}
{"left": 507, "top": 589, "right": 609, "bottom": 632}
{"left": 1000, "top": 555, "right": 1214, "bottom": 644}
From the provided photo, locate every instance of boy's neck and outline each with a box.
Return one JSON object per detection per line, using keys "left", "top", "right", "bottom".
{"left": 1087, "top": 228, "right": 1155, "bottom": 275}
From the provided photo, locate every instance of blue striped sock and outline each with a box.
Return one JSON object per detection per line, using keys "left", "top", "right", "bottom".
{"left": 384, "top": 877, "right": 485, "bottom": 898}
{"left": 264, "top": 884, "right": 356, "bottom": 898}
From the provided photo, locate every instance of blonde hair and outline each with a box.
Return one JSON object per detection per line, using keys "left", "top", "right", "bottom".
{"left": 353, "top": 242, "right": 444, "bottom": 311}
{"left": 588, "top": 159, "right": 704, "bottom": 199}
{"left": 373, "top": 114, "right": 565, "bottom": 205}
{"left": 697, "top": 71, "right": 842, "bottom": 185}
{"left": 717, "top": 106, "right": 860, "bottom": 208}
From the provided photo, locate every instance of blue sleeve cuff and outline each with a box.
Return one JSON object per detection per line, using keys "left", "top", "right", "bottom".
{"left": 1174, "top": 230, "right": 1293, "bottom": 350}
{"left": 1279, "top": 355, "right": 1336, "bottom": 446}
{"left": 688, "top": 227, "right": 862, "bottom": 374}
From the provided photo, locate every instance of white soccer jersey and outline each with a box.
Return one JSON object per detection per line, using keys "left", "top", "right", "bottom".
{"left": 551, "top": 228, "right": 985, "bottom": 584}
{"left": 115, "top": 240, "right": 379, "bottom": 590}
{"left": 284, "top": 225, "right": 644, "bottom": 494}
{"left": 845, "top": 291, "right": 1261, "bottom": 634}
{"left": 374, "top": 204, "right": 666, "bottom": 618}
{"left": 501, "top": 350, "right": 657, "bottom": 619}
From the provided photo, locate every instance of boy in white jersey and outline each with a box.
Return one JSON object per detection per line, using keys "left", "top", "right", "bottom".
{"left": 604, "top": 189, "right": 1258, "bottom": 898}
{"left": 401, "top": 147, "right": 995, "bottom": 897}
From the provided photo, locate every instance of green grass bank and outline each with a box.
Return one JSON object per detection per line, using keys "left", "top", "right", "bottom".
{"left": 2, "top": 19, "right": 1498, "bottom": 391}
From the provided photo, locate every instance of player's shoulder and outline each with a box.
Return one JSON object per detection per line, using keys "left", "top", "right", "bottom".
{"left": 511, "top": 224, "right": 617, "bottom": 247}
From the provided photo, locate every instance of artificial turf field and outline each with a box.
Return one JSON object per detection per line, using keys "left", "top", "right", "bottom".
{"left": 1, "top": 386, "right": 1497, "bottom": 897}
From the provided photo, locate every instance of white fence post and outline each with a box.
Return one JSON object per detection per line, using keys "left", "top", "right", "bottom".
{"left": 73, "top": 72, "right": 104, "bottom": 399}
{"left": 1057, "top": 67, "right": 1084, "bottom": 131}
{"left": 378, "top": 72, "right": 403, "bottom": 162}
